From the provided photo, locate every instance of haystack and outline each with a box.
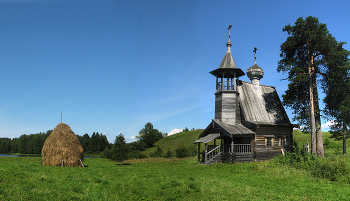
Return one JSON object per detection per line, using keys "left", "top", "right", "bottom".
{"left": 42, "top": 123, "right": 84, "bottom": 167}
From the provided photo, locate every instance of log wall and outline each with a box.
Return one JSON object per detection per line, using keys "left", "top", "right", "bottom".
{"left": 215, "top": 91, "right": 240, "bottom": 125}
{"left": 254, "top": 125, "right": 293, "bottom": 161}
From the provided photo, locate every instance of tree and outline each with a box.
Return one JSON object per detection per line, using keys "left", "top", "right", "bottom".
{"left": 18, "top": 134, "right": 28, "bottom": 154}
{"left": 323, "top": 43, "right": 350, "bottom": 154}
{"left": 80, "top": 133, "right": 90, "bottom": 152}
{"left": 136, "top": 122, "right": 163, "bottom": 147}
{"left": 10, "top": 138, "right": 19, "bottom": 153}
{"left": 112, "top": 133, "right": 128, "bottom": 164}
{"left": 278, "top": 16, "right": 339, "bottom": 157}
{"left": 0, "top": 138, "right": 11, "bottom": 153}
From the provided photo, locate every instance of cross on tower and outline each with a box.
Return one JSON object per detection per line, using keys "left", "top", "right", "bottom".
{"left": 253, "top": 47, "right": 257, "bottom": 63}
{"left": 228, "top": 25, "right": 232, "bottom": 40}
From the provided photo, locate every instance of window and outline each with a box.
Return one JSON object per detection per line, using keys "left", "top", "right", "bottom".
{"left": 280, "top": 137, "right": 286, "bottom": 146}
{"left": 266, "top": 138, "right": 273, "bottom": 146}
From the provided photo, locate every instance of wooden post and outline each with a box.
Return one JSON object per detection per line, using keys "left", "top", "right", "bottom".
{"left": 80, "top": 159, "right": 84, "bottom": 167}
{"left": 231, "top": 136, "right": 234, "bottom": 153}
{"left": 205, "top": 143, "right": 208, "bottom": 164}
{"left": 220, "top": 136, "right": 223, "bottom": 152}
{"left": 221, "top": 72, "right": 224, "bottom": 91}
{"left": 197, "top": 143, "right": 200, "bottom": 163}
{"left": 234, "top": 72, "right": 237, "bottom": 91}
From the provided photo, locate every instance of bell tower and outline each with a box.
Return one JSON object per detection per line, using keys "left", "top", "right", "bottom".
{"left": 209, "top": 25, "right": 245, "bottom": 125}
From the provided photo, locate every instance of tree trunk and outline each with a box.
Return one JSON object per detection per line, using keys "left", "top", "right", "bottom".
{"left": 313, "top": 77, "right": 324, "bottom": 158}
{"left": 343, "top": 122, "right": 347, "bottom": 155}
{"left": 309, "top": 56, "right": 316, "bottom": 154}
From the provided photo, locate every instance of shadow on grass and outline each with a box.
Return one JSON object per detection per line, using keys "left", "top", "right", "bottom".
{"left": 116, "top": 163, "right": 132, "bottom": 166}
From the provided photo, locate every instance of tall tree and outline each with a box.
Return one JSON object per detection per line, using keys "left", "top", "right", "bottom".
{"left": 112, "top": 133, "right": 128, "bottom": 164}
{"left": 137, "top": 122, "right": 163, "bottom": 147}
{"left": 278, "top": 16, "right": 339, "bottom": 157}
{"left": 323, "top": 43, "right": 350, "bottom": 154}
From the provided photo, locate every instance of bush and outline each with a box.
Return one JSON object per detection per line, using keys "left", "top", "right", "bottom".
{"left": 150, "top": 146, "right": 163, "bottom": 158}
{"left": 188, "top": 145, "right": 197, "bottom": 157}
{"left": 271, "top": 142, "right": 350, "bottom": 182}
{"left": 175, "top": 145, "right": 190, "bottom": 158}
{"left": 100, "top": 145, "right": 113, "bottom": 159}
{"left": 165, "top": 148, "right": 173, "bottom": 158}
{"left": 312, "top": 155, "right": 350, "bottom": 181}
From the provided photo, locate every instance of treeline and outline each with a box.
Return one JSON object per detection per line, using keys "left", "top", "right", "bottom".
{"left": 102, "top": 122, "right": 164, "bottom": 161}
{"left": 0, "top": 131, "right": 109, "bottom": 154}
{"left": 102, "top": 122, "right": 197, "bottom": 163}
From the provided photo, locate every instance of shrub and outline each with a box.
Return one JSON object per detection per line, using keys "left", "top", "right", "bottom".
{"left": 175, "top": 145, "right": 190, "bottom": 158}
{"left": 271, "top": 142, "right": 350, "bottom": 182}
{"left": 100, "top": 145, "right": 113, "bottom": 159}
{"left": 150, "top": 146, "right": 163, "bottom": 158}
{"left": 188, "top": 145, "right": 197, "bottom": 157}
{"left": 165, "top": 148, "right": 173, "bottom": 158}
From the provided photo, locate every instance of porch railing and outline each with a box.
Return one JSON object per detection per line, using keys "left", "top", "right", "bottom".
{"left": 206, "top": 145, "right": 221, "bottom": 161}
{"left": 200, "top": 145, "right": 221, "bottom": 163}
{"left": 199, "top": 144, "right": 252, "bottom": 164}
{"left": 222, "top": 144, "right": 252, "bottom": 153}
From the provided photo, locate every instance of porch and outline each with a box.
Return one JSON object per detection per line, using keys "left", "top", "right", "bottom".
{"left": 198, "top": 144, "right": 254, "bottom": 165}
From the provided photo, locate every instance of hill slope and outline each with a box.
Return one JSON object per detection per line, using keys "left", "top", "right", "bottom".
{"left": 141, "top": 129, "right": 203, "bottom": 156}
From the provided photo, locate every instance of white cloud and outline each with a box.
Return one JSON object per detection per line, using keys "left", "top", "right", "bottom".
{"left": 167, "top": 128, "right": 183, "bottom": 136}
{"left": 321, "top": 120, "right": 337, "bottom": 130}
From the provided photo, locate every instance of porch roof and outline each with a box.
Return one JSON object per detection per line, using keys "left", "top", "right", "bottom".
{"left": 212, "top": 119, "right": 255, "bottom": 135}
{"left": 193, "top": 133, "right": 220, "bottom": 144}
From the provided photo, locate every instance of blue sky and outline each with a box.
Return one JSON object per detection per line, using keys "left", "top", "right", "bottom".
{"left": 0, "top": 0, "right": 349, "bottom": 142}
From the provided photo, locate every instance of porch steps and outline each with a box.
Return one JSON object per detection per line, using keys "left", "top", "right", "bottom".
{"left": 206, "top": 152, "right": 222, "bottom": 165}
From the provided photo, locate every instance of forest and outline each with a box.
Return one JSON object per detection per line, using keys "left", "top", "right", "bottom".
{"left": 0, "top": 131, "right": 109, "bottom": 154}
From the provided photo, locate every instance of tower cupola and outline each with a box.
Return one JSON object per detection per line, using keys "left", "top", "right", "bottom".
{"left": 247, "top": 47, "right": 264, "bottom": 90}
{"left": 210, "top": 25, "right": 245, "bottom": 92}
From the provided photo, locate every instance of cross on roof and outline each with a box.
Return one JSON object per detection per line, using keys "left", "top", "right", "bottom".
{"left": 228, "top": 25, "right": 232, "bottom": 40}
{"left": 253, "top": 47, "right": 257, "bottom": 63}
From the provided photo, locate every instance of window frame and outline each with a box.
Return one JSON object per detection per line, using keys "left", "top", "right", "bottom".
{"left": 280, "top": 137, "right": 287, "bottom": 146}
{"left": 265, "top": 137, "right": 273, "bottom": 146}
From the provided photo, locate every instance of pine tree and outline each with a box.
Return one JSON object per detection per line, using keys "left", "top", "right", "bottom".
{"left": 278, "top": 16, "right": 340, "bottom": 157}
{"left": 323, "top": 43, "right": 350, "bottom": 154}
{"left": 112, "top": 133, "right": 128, "bottom": 164}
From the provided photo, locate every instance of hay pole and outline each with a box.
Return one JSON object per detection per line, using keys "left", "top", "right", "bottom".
{"left": 80, "top": 159, "right": 84, "bottom": 167}
{"left": 61, "top": 160, "right": 64, "bottom": 167}
{"left": 41, "top": 156, "right": 47, "bottom": 165}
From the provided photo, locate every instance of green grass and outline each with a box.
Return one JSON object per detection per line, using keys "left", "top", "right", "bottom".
{"left": 2, "top": 130, "right": 350, "bottom": 200}
{"left": 292, "top": 130, "right": 349, "bottom": 155}
{"left": 1, "top": 156, "right": 350, "bottom": 200}
{"left": 141, "top": 129, "right": 203, "bottom": 156}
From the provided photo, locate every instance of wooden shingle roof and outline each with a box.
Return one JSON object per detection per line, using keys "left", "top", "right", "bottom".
{"left": 238, "top": 81, "right": 291, "bottom": 125}
{"left": 209, "top": 51, "right": 245, "bottom": 78}
{"left": 212, "top": 119, "right": 255, "bottom": 135}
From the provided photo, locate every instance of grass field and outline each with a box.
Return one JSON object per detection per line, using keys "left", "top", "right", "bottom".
{"left": 1, "top": 156, "right": 350, "bottom": 200}
{"left": 2, "top": 130, "right": 350, "bottom": 200}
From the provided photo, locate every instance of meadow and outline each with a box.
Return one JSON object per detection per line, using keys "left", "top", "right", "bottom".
{"left": 1, "top": 131, "right": 350, "bottom": 200}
